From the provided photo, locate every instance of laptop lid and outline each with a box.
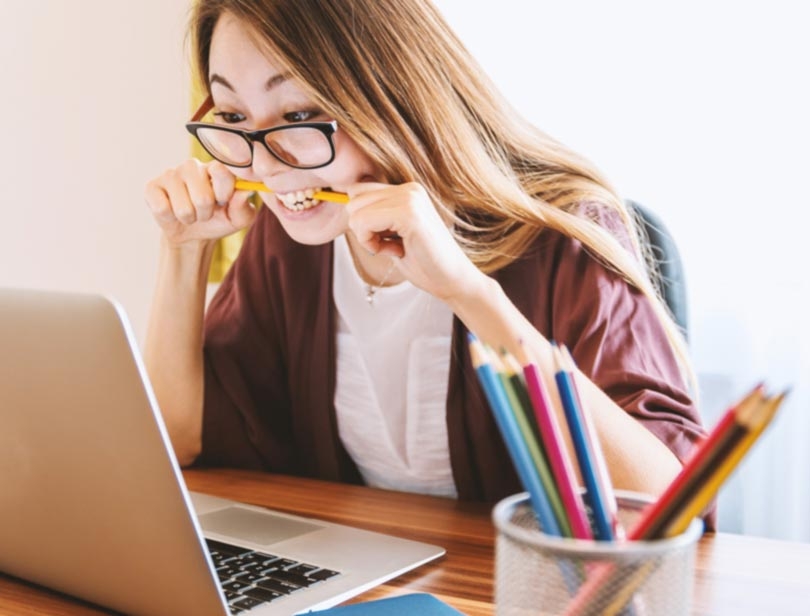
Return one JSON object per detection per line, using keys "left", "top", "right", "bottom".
{"left": 0, "top": 289, "right": 444, "bottom": 615}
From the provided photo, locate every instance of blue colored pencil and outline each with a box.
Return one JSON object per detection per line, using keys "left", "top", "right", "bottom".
{"left": 551, "top": 343, "right": 614, "bottom": 541}
{"left": 560, "top": 345, "right": 623, "bottom": 540}
{"left": 468, "top": 334, "right": 562, "bottom": 536}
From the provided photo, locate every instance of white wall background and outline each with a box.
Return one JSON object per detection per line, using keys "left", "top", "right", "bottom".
{"left": 433, "top": 0, "right": 810, "bottom": 541}
{"left": 0, "top": 0, "right": 188, "bottom": 340}
{"left": 2, "top": 1, "right": 807, "bottom": 541}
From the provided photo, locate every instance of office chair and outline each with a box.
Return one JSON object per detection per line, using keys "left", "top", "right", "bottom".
{"left": 625, "top": 200, "right": 689, "bottom": 341}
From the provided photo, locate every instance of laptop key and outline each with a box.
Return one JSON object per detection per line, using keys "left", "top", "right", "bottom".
{"left": 245, "top": 587, "right": 284, "bottom": 603}
{"left": 217, "top": 565, "right": 243, "bottom": 578}
{"left": 288, "top": 563, "right": 319, "bottom": 575}
{"left": 222, "top": 580, "right": 251, "bottom": 593}
{"left": 207, "top": 539, "right": 253, "bottom": 557}
{"left": 309, "top": 568, "right": 341, "bottom": 581}
{"left": 255, "top": 577, "right": 302, "bottom": 595}
{"left": 236, "top": 571, "right": 264, "bottom": 584}
{"left": 263, "top": 569, "right": 317, "bottom": 587}
{"left": 231, "top": 596, "right": 264, "bottom": 610}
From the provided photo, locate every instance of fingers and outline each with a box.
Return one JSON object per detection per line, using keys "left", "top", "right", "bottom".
{"left": 227, "top": 190, "right": 258, "bottom": 229}
{"left": 144, "top": 177, "right": 177, "bottom": 225}
{"left": 181, "top": 159, "right": 220, "bottom": 223}
{"left": 145, "top": 159, "right": 238, "bottom": 224}
{"left": 345, "top": 182, "right": 425, "bottom": 254}
{"left": 208, "top": 160, "right": 237, "bottom": 207}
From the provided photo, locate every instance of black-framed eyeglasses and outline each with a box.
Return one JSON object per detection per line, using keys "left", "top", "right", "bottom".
{"left": 185, "top": 95, "right": 338, "bottom": 170}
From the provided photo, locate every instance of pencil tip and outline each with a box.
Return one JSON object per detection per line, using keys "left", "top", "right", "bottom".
{"left": 560, "top": 344, "right": 578, "bottom": 369}
{"left": 550, "top": 344, "right": 563, "bottom": 370}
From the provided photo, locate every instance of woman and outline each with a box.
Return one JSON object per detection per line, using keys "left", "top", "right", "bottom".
{"left": 144, "top": 0, "right": 705, "bottom": 508}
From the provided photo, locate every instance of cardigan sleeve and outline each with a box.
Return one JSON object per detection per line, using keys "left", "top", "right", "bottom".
{"left": 195, "top": 209, "right": 297, "bottom": 471}
{"left": 544, "top": 226, "right": 705, "bottom": 464}
{"left": 542, "top": 227, "right": 717, "bottom": 530}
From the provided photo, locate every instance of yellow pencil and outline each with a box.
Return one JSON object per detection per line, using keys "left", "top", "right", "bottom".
{"left": 233, "top": 179, "right": 350, "bottom": 204}
{"left": 601, "top": 561, "right": 655, "bottom": 616}
{"left": 663, "top": 391, "right": 787, "bottom": 537}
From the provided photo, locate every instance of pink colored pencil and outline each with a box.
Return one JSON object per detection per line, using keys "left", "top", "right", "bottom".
{"left": 523, "top": 361, "right": 593, "bottom": 540}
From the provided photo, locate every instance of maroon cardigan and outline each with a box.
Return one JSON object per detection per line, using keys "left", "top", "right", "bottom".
{"left": 197, "top": 206, "right": 709, "bottom": 521}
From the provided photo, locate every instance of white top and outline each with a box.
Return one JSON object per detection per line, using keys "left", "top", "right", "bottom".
{"left": 332, "top": 234, "right": 457, "bottom": 498}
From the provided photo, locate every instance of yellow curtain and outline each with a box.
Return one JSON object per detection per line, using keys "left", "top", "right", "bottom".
{"left": 190, "top": 81, "right": 247, "bottom": 283}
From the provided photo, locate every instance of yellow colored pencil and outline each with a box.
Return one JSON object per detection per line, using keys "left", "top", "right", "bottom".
{"left": 233, "top": 179, "right": 350, "bottom": 204}
{"left": 601, "top": 561, "right": 655, "bottom": 616}
{"left": 663, "top": 391, "right": 787, "bottom": 537}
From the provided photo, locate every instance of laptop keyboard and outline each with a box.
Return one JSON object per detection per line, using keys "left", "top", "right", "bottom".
{"left": 206, "top": 538, "right": 341, "bottom": 614}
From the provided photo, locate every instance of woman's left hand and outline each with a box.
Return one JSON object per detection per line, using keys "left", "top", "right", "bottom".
{"left": 345, "top": 181, "right": 486, "bottom": 303}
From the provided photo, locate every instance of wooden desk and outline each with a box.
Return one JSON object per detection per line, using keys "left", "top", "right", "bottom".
{"left": 1, "top": 468, "right": 808, "bottom": 615}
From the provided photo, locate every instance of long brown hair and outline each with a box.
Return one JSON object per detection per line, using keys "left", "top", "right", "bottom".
{"left": 189, "top": 0, "right": 693, "bottom": 384}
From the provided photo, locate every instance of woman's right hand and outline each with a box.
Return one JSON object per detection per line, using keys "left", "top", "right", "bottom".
{"left": 144, "top": 158, "right": 257, "bottom": 245}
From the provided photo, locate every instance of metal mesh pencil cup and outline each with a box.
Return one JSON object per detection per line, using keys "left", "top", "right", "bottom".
{"left": 492, "top": 491, "right": 703, "bottom": 616}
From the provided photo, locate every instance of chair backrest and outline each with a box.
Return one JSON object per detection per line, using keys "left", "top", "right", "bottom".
{"left": 625, "top": 200, "right": 689, "bottom": 340}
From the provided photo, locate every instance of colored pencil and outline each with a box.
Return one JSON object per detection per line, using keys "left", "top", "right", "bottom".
{"left": 500, "top": 352, "right": 544, "bottom": 447}
{"left": 468, "top": 335, "right": 561, "bottom": 536}
{"left": 663, "top": 390, "right": 786, "bottom": 537}
{"left": 590, "top": 560, "right": 655, "bottom": 616}
{"left": 552, "top": 344, "right": 613, "bottom": 541}
{"left": 560, "top": 346, "right": 623, "bottom": 540}
{"left": 233, "top": 179, "right": 349, "bottom": 204}
{"left": 496, "top": 351, "right": 572, "bottom": 537}
{"left": 522, "top": 357, "right": 593, "bottom": 540}
{"left": 564, "top": 387, "right": 785, "bottom": 616}
{"left": 628, "top": 384, "right": 765, "bottom": 541}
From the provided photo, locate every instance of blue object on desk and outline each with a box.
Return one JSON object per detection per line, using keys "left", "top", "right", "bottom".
{"left": 308, "top": 593, "right": 465, "bottom": 614}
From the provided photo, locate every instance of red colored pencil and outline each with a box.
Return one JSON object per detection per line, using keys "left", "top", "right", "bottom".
{"left": 628, "top": 384, "right": 765, "bottom": 541}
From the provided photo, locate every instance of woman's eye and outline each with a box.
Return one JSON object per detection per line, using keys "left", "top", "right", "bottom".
{"left": 213, "top": 111, "right": 246, "bottom": 124}
{"left": 283, "top": 110, "right": 319, "bottom": 123}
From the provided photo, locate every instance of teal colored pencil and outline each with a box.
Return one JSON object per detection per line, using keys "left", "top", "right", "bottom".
{"left": 497, "top": 352, "right": 573, "bottom": 537}
{"left": 468, "top": 335, "right": 562, "bottom": 536}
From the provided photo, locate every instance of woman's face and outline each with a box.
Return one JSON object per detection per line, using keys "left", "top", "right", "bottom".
{"left": 208, "top": 13, "right": 379, "bottom": 245}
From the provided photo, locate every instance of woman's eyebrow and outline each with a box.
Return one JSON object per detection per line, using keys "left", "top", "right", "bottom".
{"left": 208, "top": 72, "right": 290, "bottom": 92}
{"left": 209, "top": 73, "right": 234, "bottom": 91}
{"left": 265, "top": 72, "right": 290, "bottom": 91}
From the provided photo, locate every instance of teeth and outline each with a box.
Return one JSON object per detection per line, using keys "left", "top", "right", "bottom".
{"left": 277, "top": 188, "right": 323, "bottom": 212}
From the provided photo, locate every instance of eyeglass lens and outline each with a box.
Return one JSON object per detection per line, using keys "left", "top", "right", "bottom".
{"left": 195, "top": 126, "right": 333, "bottom": 168}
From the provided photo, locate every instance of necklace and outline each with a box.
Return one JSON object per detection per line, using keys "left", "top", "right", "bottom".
{"left": 365, "top": 260, "right": 398, "bottom": 306}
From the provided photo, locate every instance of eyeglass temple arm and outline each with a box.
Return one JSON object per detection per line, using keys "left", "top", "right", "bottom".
{"left": 191, "top": 94, "right": 214, "bottom": 122}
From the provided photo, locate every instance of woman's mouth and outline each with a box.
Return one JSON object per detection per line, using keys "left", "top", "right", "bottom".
{"left": 275, "top": 188, "right": 326, "bottom": 212}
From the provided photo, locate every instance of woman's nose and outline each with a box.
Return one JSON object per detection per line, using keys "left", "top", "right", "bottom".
{"left": 250, "top": 142, "right": 288, "bottom": 179}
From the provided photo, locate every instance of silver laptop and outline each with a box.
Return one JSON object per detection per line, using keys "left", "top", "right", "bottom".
{"left": 0, "top": 288, "right": 444, "bottom": 615}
